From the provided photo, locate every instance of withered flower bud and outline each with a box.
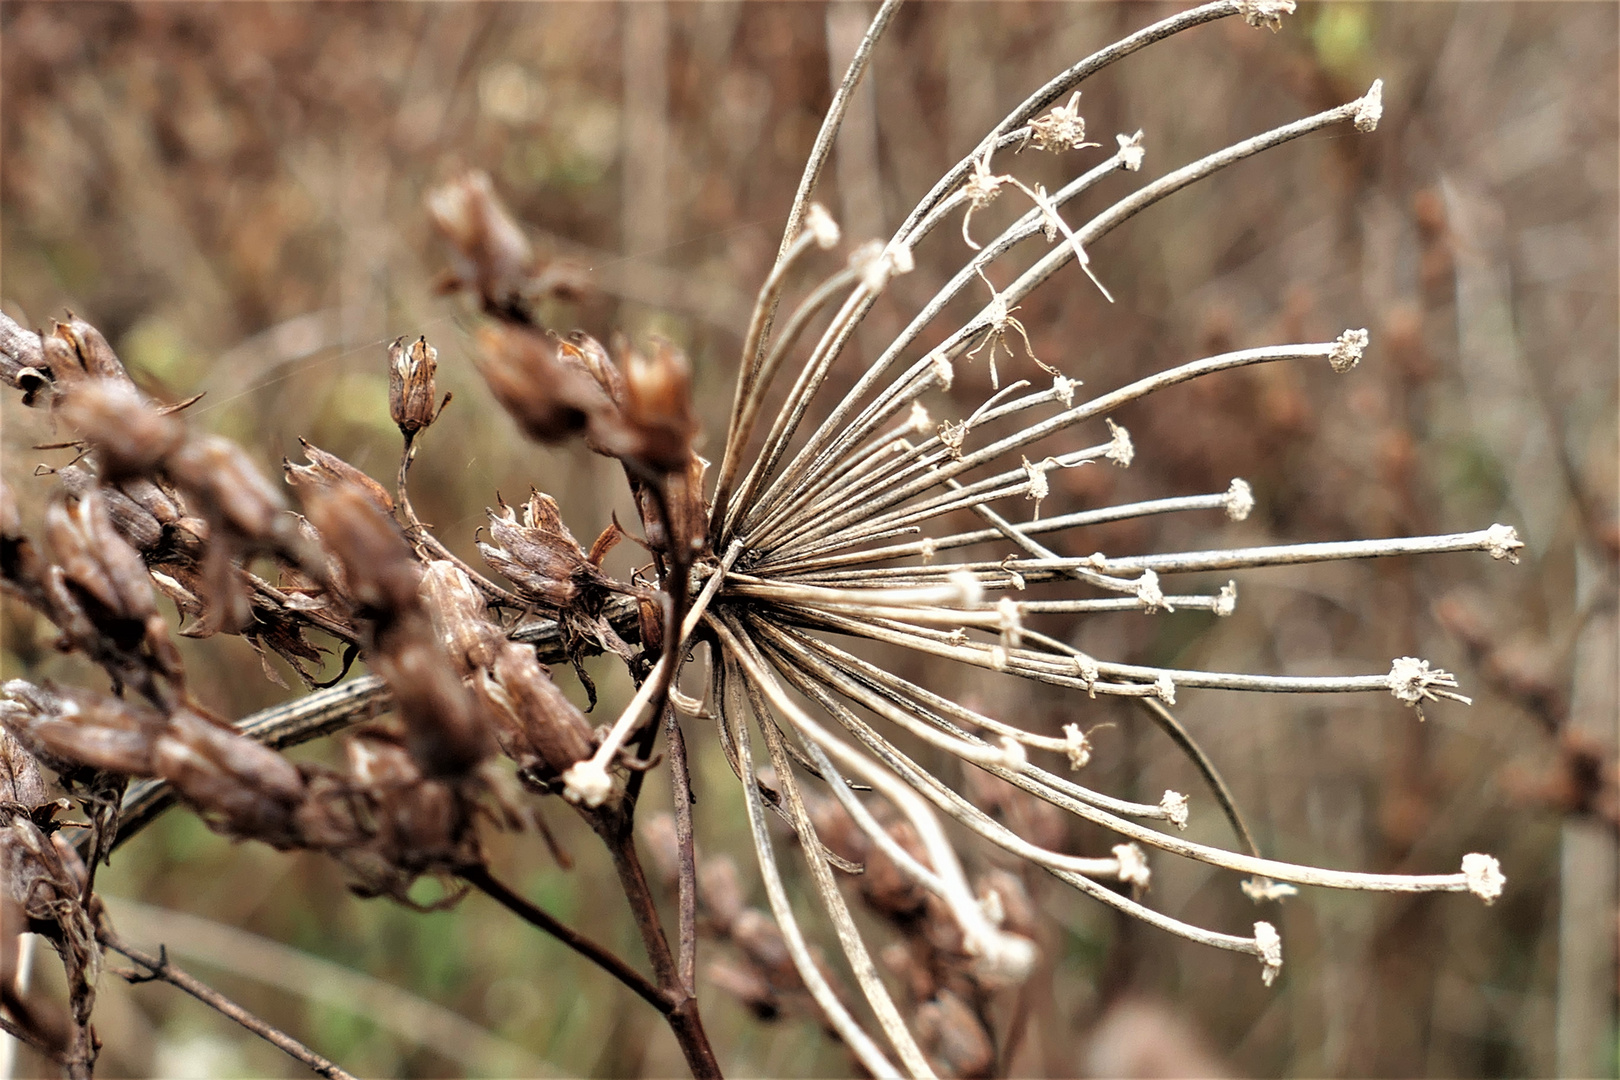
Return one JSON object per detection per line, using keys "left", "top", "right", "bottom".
{"left": 425, "top": 170, "right": 536, "bottom": 315}
{"left": 472, "top": 323, "right": 606, "bottom": 444}
{"left": 1, "top": 680, "right": 165, "bottom": 777}
{"left": 168, "top": 434, "right": 290, "bottom": 542}
{"left": 477, "top": 491, "right": 596, "bottom": 609}
{"left": 43, "top": 492, "right": 162, "bottom": 631}
{"left": 58, "top": 315, "right": 133, "bottom": 385}
{"left": 914, "top": 992, "right": 995, "bottom": 1079}
{"left": 284, "top": 439, "right": 395, "bottom": 513}
{"left": 57, "top": 378, "right": 185, "bottom": 479}
{"left": 154, "top": 709, "right": 307, "bottom": 846}
{"left": 300, "top": 483, "right": 419, "bottom": 616}
{"left": 473, "top": 641, "right": 594, "bottom": 782}
{"left": 624, "top": 339, "right": 698, "bottom": 467}
{"left": 370, "top": 635, "right": 493, "bottom": 777}
{"left": 420, "top": 560, "right": 502, "bottom": 675}
{"left": 388, "top": 336, "right": 446, "bottom": 437}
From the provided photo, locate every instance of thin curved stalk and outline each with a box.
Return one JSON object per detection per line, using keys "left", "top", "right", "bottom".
{"left": 719, "top": 654, "right": 903, "bottom": 1080}
{"left": 739, "top": 670, "right": 937, "bottom": 1078}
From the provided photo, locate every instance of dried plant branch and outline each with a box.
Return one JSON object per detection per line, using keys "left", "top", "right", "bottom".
{"left": 99, "top": 929, "right": 358, "bottom": 1080}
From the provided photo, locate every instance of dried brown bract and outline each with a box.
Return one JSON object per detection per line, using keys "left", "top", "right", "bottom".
{"left": 283, "top": 439, "right": 395, "bottom": 514}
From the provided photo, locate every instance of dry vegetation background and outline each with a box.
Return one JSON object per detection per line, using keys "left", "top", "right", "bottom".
{"left": 2, "top": 2, "right": 1616, "bottom": 1077}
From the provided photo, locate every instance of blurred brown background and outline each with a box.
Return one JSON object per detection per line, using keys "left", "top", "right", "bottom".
{"left": 2, "top": 3, "right": 1615, "bottom": 1077}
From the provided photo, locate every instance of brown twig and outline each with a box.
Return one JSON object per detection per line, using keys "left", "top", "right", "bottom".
{"left": 587, "top": 803, "right": 722, "bottom": 1078}
{"left": 100, "top": 929, "right": 358, "bottom": 1080}
{"left": 458, "top": 864, "right": 670, "bottom": 1014}
{"left": 663, "top": 704, "right": 699, "bottom": 995}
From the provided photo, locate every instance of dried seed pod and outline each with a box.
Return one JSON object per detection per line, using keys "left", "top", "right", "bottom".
{"left": 342, "top": 728, "right": 479, "bottom": 883}
{"left": 57, "top": 378, "right": 185, "bottom": 479}
{"left": 388, "top": 336, "right": 446, "bottom": 437}
{"left": 596, "top": 337, "right": 698, "bottom": 474}
{"left": 284, "top": 439, "right": 395, "bottom": 513}
{"left": 562, "top": 331, "right": 627, "bottom": 404}
{"left": 167, "top": 434, "right": 291, "bottom": 544}
{"left": 472, "top": 322, "right": 606, "bottom": 444}
{"left": 0, "top": 680, "right": 165, "bottom": 777}
{"left": 425, "top": 170, "right": 537, "bottom": 316}
{"left": 154, "top": 708, "right": 307, "bottom": 846}
{"left": 43, "top": 492, "right": 159, "bottom": 630}
{"left": 56, "top": 466, "right": 164, "bottom": 556}
{"left": 419, "top": 560, "right": 502, "bottom": 675}
{"left": 477, "top": 491, "right": 596, "bottom": 610}
{"left": 476, "top": 641, "right": 594, "bottom": 782}
{"left": 859, "top": 817, "right": 931, "bottom": 920}
{"left": 301, "top": 483, "right": 420, "bottom": 617}
{"left": 56, "top": 315, "right": 130, "bottom": 385}
{"left": 914, "top": 991, "right": 995, "bottom": 1078}
{"left": 371, "top": 635, "right": 493, "bottom": 777}
{"left": 0, "top": 725, "right": 48, "bottom": 808}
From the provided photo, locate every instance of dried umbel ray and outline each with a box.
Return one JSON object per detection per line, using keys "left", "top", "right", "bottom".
{"left": 0, "top": 2, "right": 1521, "bottom": 1078}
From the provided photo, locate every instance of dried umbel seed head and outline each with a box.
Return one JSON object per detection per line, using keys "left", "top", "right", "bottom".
{"left": 388, "top": 335, "right": 446, "bottom": 437}
{"left": 1026, "top": 90, "right": 1098, "bottom": 153}
{"left": 472, "top": 322, "right": 606, "bottom": 444}
{"left": 283, "top": 439, "right": 395, "bottom": 514}
{"left": 425, "top": 169, "right": 536, "bottom": 315}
